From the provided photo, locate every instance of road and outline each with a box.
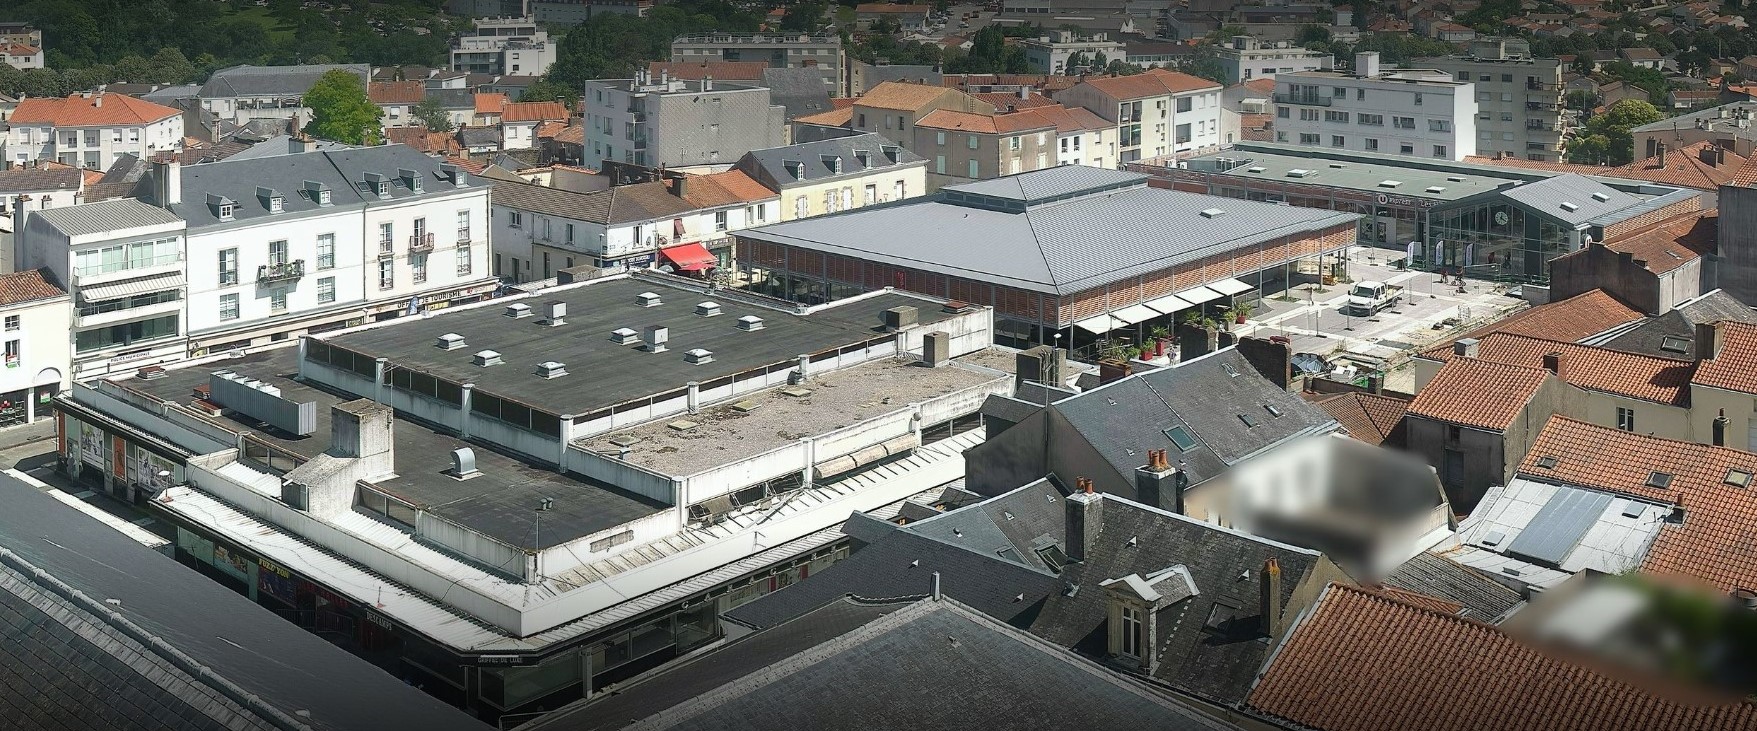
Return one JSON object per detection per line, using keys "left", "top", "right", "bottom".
{"left": 0, "top": 418, "right": 174, "bottom": 540}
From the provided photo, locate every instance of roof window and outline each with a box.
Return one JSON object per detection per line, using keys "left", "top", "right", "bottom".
{"left": 1559, "top": 201, "right": 1579, "bottom": 212}
{"left": 1727, "top": 468, "right": 1754, "bottom": 488}
{"left": 1535, "top": 455, "right": 1558, "bottom": 469}
{"left": 1645, "top": 471, "right": 1674, "bottom": 489}
{"left": 1659, "top": 336, "right": 1691, "bottom": 354}
{"left": 1377, "top": 180, "right": 1401, "bottom": 188}
{"left": 1163, "top": 426, "right": 1196, "bottom": 451}
{"left": 1591, "top": 192, "right": 1611, "bottom": 202}
{"left": 1238, "top": 413, "right": 1259, "bottom": 428}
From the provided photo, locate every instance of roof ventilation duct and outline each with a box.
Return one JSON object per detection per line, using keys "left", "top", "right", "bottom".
{"left": 541, "top": 300, "right": 566, "bottom": 326}
{"left": 737, "top": 315, "right": 765, "bottom": 331}
{"left": 435, "top": 333, "right": 466, "bottom": 350}
{"left": 449, "top": 448, "right": 481, "bottom": 479}
{"left": 535, "top": 361, "right": 568, "bottom": 379}
{"left": 610, "top": 327, "right": 640, "bottom": 345}
{"left": 684, "top": 348, "right": 714, "bottom": 364}
{"left": 636, "top": 292, "right": 663, "bottom": 308}
{"left": 696, "top": 301, "right": 723, "bottom": 317}
{"left": 1199, "top": 208, "right": 1225, "bottom": 219}
{"left": 505, "top": 303, "right": 533, "bottom": 318}
{"left": 473, "top": 350, "right": 503, "bottom": 366}
{"left": 643, "top": 326, "right": 669, "bottom": 353}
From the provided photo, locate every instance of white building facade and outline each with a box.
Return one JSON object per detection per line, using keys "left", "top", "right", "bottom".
{"left": 1214, "top": 36, "right": 1333, "bottom": 84}
{"left": 1274, "top": 53, "right": 1477, "bottom": 161}
{"left": 2, "top": 93, "right": 184, "bottom": 169}
{"left": 1056, "top": 68, "right": 1225, "bottom": 163}
{"left": 1018, "top": 32, "right": 1127, "bottom": 74}
{"left": 0, "top": 269, "right": 70, "bottom": 426}
{"left": 450, "top": 17, "right": 558, "bottom": 77}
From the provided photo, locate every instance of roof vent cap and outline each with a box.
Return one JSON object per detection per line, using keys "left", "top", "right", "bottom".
{"left": 449, "top": 448, "right": 481, "bottom": 479}
{"left": 1591, "top": 192, "right": 1611, "bottom": 202}
{"left": 696, "top": 301, "right": 723, "bottom": 317}
{"left": 435, "top": 333, "right": 466, "bottom": 350}
{"left": 1560, "top": 201, "right": 1579, "bottom": 212}
{"left": 535, "top": 361, "right": 568, "bottom": 379}
{"left": 737, "top": 315, "right": 765, "bottom": 331}
{"left": 1199, "top": 208, "right": 1226, "bottom": 219}
{"left": 1425, "top": 185, "right": 1446, "bottom": 193}
{"left": 636, "top": 291, "right": 662, "bottom": 308}
{"left": 1286, "top": 168, "right": 1314, "bottom": 178}
{"left": 473, "top": 350, "right": 503, "bottom": 366}
{"left": 505, "top": 303, "right": 533, "bottom": 318}
{"left": 643, "top": 325, "right": 669, "bottom": 353}
{"left": 1377, "top": 179, "right": 1402, "bottom": 188}
{"left": 610, "top": 327, "right": 640, "bottom": 345}
{"left": 1447, "top": 176, "right": 1466, "bottom": 182}
{"left": 541, "top": 300, "right": 566, "bottom": 326}
{"left": 684, "top": 348, "right": 714, "bottom": 364}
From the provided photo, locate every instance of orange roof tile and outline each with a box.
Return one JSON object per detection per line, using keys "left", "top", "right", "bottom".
{"left": 1520, "top": 416, "right": 1757, "bottom": 593}
{"left": 916, "top": 109, "right": 998, "bottom": 133}
{"left": 1367, "top": 584, "right": 1463, "bottom": 614}
{"left": 968, "top": 91, "right": 1057, "bottom": 110}
{"left": 0, "top": 269, "right": 65, "bottom": 306}
{"left": 1594, "top": 211, "right": 1716, "bottom": 275}
{"left": 474, "top": 93, "right": 508, "bottom": 115}
{"left": 368, "top": 80, "right": 426, "bottom": 105}
{"left": 1076, "top": 68, "right": 1221, "bottom": 100}
{"left": 1730, "top": 152, "right": 1757, "bottom": 187}
{"left": 1425, "top": 289, "right": 1645, "bottom": 355}
{"left": 552, "top": 125, "right": 584, "bottom": 145}
{"left": 10, "top": 93, "right": 180, "bottom": 127}
{"left": 1604, "top": 141, "right": 1747, "bottom": 190}
{"left": 1309, "top": 391, "right": 1409, "bottom": 445}
{"left": 646, "top": 60, "right": 769, "bottom": 81}
{"left": 534, "top": 120, "right": 568, "bottom": 139}
{"left": 1241, "top": 78, "right": 1276, "bottom": 95}
{"left": 1423, "top": 331, "right": 1692, "bottom": 406}
{"left": 1248, "top": 583, "right": 1757, "bottom": 731}
{"left": 679, "top": 169, "right": 778, "bottom": 207}
{"left": 793, "top": 106, "right": 853, "bottom": 127}
{"left": 855, "top": 80, "right": 958, "bottom": 112}
{"left": 1692, "top": 321, "right": 1757, "bottom": 395}
{"left": 501, "top": 101, "right": 570, "bottom": 123}
{"left": 4, "top": 44, "right": 40, "bottom": 57}
{"left": 1408, "top": 357, "right": 1551, "bottom": 430}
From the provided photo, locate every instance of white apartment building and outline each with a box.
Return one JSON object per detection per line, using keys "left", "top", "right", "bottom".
{"left": 0, "top": 268, "right": 70, "bottom": 426}
{"left": 1056, "top": 68, "right": 1224, "bottom": 163}
{"left": 1213, "top": 36, "right": 1332, "bottom": 84}
{"left": 582, "top": 73, "right": 785, "bottom": 170}
{"left": 1418, "top": 38, "right": 1567, "bottom": 162}
{"left": 2, "top": 93, "right": 184, "bottom": 169}
{"left": 1018, "top": 31, "right": 1127, "bottom": 74}
{"left": 449, "top": 17, "right": 557, "bottom": 77}
{"left": 1274, "top": 53, "right": 1477, "bottom": 161}
{"left": 3, "top": 43, "right": 43, "bottom": 71}
{"left": 733, "top": 134, "right": 929, "bottom": 221}
{"left": 198, "top": 64, "right": 372, "bottom": 125}
{"left": 18, "top": 199, "right": 189, "bottom": 379}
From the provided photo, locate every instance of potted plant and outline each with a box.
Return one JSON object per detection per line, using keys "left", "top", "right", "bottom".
{"left": 1229, "top": 300, "right": 1255, "bottom": 325}
{"left": 1149, "top": 325, "right": 1171, "bottom": 357}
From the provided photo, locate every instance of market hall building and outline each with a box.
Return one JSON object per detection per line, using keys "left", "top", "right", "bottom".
{"left": 733, "top": 166, "right": 1361, "bottom": 348}
{"left": 1135, "top": 142, "right": 1701, "bottom": 284}
{"left": 51, "top": 272, "right": 1010, "bottom": 722}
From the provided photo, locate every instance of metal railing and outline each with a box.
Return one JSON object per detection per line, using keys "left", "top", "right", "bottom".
{"left": 257, "top": 260, "right": 305, "bottom": 284}
{"left": 1274, "top": 92, "right": 1331, "bottom": 106}
{"left": 378, "top": 238, "right": 394, "bottom": 257}
{"left": 457, "top": 227, "right": 471, "bottom": 243}
{"left": 409, "top": 232, "right": 434, "bottom": 253}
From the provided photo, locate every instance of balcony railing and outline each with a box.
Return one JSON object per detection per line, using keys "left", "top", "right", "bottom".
{"left": 378, "top": 239, "right": 395, "bottom": 258}
{"left": 1526, "top": 101, "right": 1560, "bottom": 112}
{"left": 257, "top": 260, "right": 306, "bottom": 284}
{"left": 409, "top": 232, "right": 435, "bottom": 253}
{"left": 457, "top": 228, "right": 472, "bottom": 243}
{"left": 1274, "top": 92, "right": 1331, "bottom": 107}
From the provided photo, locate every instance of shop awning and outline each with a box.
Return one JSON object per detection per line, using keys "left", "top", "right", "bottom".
{"left": 1143, "top": 293, "right": 1192, "bottom": 314}
{"left": 1210, "top": 278, "right": 1254, "bottom": 296}
{"left": 659, "top": 242, "right": 717, "bottom": 272}
{"left": 1176, "top": 285, "right": 1223, "bottom": 305}
{"left": 1073, "top": 314, "right": 1124, "bottom": 335}
{"left": 80, "top": 273, "right": 185, "bottom": 303}
{"left": 1111, "top": 304, "right": 1161, "bottom": 325}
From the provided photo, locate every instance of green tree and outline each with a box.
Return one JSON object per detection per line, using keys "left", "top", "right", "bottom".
{"left": 411, "top": 96, "right": 455, "bottom": 132}
{"left": 1564, "top": 89, "right": 1596, "bottom": 111}
{"left": 1295, "top": 24, "right": 1331, "bottom": 46}
{"left": 303, "top": 69, "right": 382, "bottom": 145}
{"left": 519, "top": 78, "right": 579, "bottom": 106}
{"left": 1569, "top": 99, "right": 1663, "bottom": 165}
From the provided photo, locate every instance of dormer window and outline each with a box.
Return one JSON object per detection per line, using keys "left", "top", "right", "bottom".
{"left": 318, "top": 189, "right": 331, "bottom": 205}
{"left": 218, "top": 204, "right": 234, "bottom": 221}
{"left": 269, "top": 195, "right": 283, "bottom": 212}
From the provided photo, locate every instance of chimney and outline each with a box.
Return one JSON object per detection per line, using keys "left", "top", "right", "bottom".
{"left": 1018, "top": 86, "right": 1029, "bottom": 101}
{"left": 702, "top": 74, "right": 714, "bottom": 92}
{"left": 1658, "top": 142, "right": 1667, "bottom": 167}
{"left": 1098, "top": 358, "right": 1132, "bottom": 385}
{"left": 1134, "top": 449, "right": 1182, "bottom": 513}
{"left": 1355, "top": 51, "right": 1381, "bottom": 78}
{"left": 1541, "top": 351, "right": 1567, "bottom": 381}
{"left": 1260, "top": 558, "right": 1283, "bottom": 637}
{"left": 1714, "top": 409, "right": 1729, "bottom": 447}
{"left": 93, "top": 94, "right": 103, "bottom": 108}
{"left": 150, "top": 159, "right": 181, "bottom": 207}
{"left": 1701, "top": 144, "right": 1720, "bottom": 167}
{"left": 1452, "top": 337, "right": 1479, "bottom": 359}
{"left": 672, "top": 174, "right": 689, "bottom": 199}
{"left": 1065, "top": 477, "right": 1102, "bottom": 562}
{"left": 1695, "top": 321, "right": 1721, "bottom": 361}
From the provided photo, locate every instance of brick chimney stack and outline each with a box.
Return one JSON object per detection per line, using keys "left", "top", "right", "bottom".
{"left": 1065, "top": 477, "right": 1102, "bottom": 562}
{"left": 1260, "top": 558, "right": 1283, "bottom": 637}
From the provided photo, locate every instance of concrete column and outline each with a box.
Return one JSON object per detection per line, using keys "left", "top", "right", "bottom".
{"left": 459, "top": 383, "right": 474, "bottom": 439}
{"left": 556, "top": 413, "right": 577, "bottom": 475}
{"left": 296, "top": 336, "right": 308, "bottom": 381}
{"left": 800, "top": 436, "right": 815, "bottom": 490}
{"left": 373, "top": 357, "right": 388, "bottom": 404}
{"left": 686, "top": 381, "right": 700, "bottom": 414}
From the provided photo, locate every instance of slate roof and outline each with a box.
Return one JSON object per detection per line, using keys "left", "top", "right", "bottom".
{"left": 0, "top": 269, "right": 66, "bottom": 306}
{"left": 0, "top": 167, "right": 80, "bottom": 194}
{"left": 1307, "top": 391, "right": 1409, "bottom": 446}
{"left": 199, "top": 64, "right": 371, "bottom": 98}
{"left": 762, "top": 66, "right": 835, "bottom": 121}
{"left": 1382, "top": 551, "right": 1523, "bottom": 622}
{"left": 1075, "top": 68, "right": 1221, "bottom": 100}
{"left": 10, "top": 93, "right": 181, "bottom": 127}
{"left": 1599, "top": 290, "right": 1757, "bottom": 358}
{"left": 1692, "top": 320, "right": 1757, "bottom": 394}
{"left": 27, "top": 198, "right": 183, "bottom": 237}
{"left": 457, "top": 125, "right": 502, "bottom": 146}
{"left": 1520, "top": 416, "right": 1757, "bottom": 593}
{"left": 0, "top": 472, "right": 488, "bottom": 731}
{"left": 736, "top": 132, "right": 924, "bottom": 189}
{"left": 1498, "top": 173, "right": 1645, "bottom": 226}
{"left": 1247, "top": 583, "right": 1757, "bottom": 731}
{"left": 156, "top": 144, "right": 481, "bottom": 230}
{"left": 1408, "top": 357, "right": 1550, "bottom": 430}
{"left": 491, "top": 178, "right": 697, "bottom": 225}
{"left": 739, "top": 167, "right": 1358, "bottom": 296}
{"left": 1419, "top": 332, "right": 1693, "bottom": 406}
{"left": 536, "top": 598, "right": 1233, "bottom": 731}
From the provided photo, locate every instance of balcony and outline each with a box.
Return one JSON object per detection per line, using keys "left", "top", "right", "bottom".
{"left": 1274, "top": 92, "right": 1331, "bottom": 106}
{"left": 257, "top": 260, "right": 305, "bottom": 284}
{"left": 409, "top": 232, "right": 435, "bottom": 253}
{"left": 1525, "top": 101, "right": 1560, "bottom": 112}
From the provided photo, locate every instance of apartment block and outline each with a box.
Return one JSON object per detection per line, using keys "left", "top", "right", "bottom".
{"left": 1213, "top": 35, "right": 1332, "bottom": 84}
{"left": 1017, "top": 31, "right": 1127, "bottom": 75}
{"left": 449, "top": 17, "right": 558, "bottom": 77}
{"left": 671, "top": 33, "right": 846, "bottom": 97}
{"left": 582, "top": 72, "right": 786, "bottom": 169}
{"left": 3, "top": 93, "right": 184, "bottom": 170}
{"left": 1055, "top": 68, "right": 1224, "bottom": 163}
{"left": 1274, "top": 53, "right": 1477, "bottom": 161}
{"left": 1418, "top": 38, "right": 1566, "bottom": 163}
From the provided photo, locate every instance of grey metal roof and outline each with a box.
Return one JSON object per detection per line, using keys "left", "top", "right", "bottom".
{"left": 0, "top": 473, "right": 490, "bottom": 731}
{"left": 761, "top": 67, "right": 835, "bottom": 121}
{"left": 1632, "top": 101, "right": 1757, "bottom": 136}
{"left": 160, "top": 144, "right": 478, "bottom": 229}
{"left": 1502, "top": 486, "right": 1614, "bottom": 566}
{"left": 217, "top": 134, "right": 355, "bottom": 161}
{"left": 198, "top": 63, "right": 372, "bottom": 99}
{"left": 735, "top": 132, "right": 925, "bottom": 188}
{"left": 1497, "top": 174, "right": 1643, "bottom": 227}
{"left": 140, "top": 84, "right": 201, "bottom": 104}
{"left": 27, "top": 198, "right": 183, "bottom": 237}
{"left": 740, "top": 167, "right": 1358, "bottom": 296}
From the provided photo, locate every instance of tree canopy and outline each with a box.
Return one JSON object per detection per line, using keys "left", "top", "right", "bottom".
{"left": 303, "top": 69, "right": 382, "bottom": 145}
{"left": 1568, "top": 99, "right": 1662, "bottom": 165}
{"left": 411, "top": 96, "right": 454, "bottom": 133}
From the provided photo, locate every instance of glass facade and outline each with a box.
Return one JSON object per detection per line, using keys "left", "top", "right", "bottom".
{"left": 1427, "top": 199, "right": 1574, "bottom": 283}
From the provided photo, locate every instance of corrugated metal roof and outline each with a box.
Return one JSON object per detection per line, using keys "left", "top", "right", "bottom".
{"left": 945, "top": 166, "right": 1142, "bottom": 202}
{"left": 27, "top": 198, "right": 182, "bottom": 236}
{"left": 1497, "top": 174, "right": 1642, "bottom": 226}
{"left": 1502, "top": 486, "right": 1612, "bottom": 566}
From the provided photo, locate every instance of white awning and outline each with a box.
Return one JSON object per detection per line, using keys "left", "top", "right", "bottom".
{"left": 1209, "top": 277, "right": 1254, "bottom": 296}
{"left": 1142, "top": 293, "right": 1192, "bottom": 314}
{"left": 80, "top": 274, "right": 185, "bottom": 303}
{"left": 1176, "top": 285, "right": 1223, "bottom": 305}
{"left": 1111, "top": 304, "right": 1161, "bottom": 325}
{"left": 1073, "top": 314, "right": 1124, "bottom": 335}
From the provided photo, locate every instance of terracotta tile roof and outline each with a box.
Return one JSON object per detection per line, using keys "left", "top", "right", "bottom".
{"left": 968, "top": 91, "right": 1057, "bottom": 110}
{"left": 1309, "top": 391, "right": 1409, "bottom": 445}
{"left": 10, "top": 93, "right": 180, "bottom": 127}
{"left": 534, "top": 120, "right": 568, "bottom": 139}
{"left": 368, "top": 80, "right": 426, "bottom": 105}
{"left": 646, "top": 60, "right": 769, "bottom": 81}
{"left": 1692, "top": 321, "right": 1757, "bottom": 394}
{"left": 1241, "top": 78, "right": 1276, "bottom": 95}
{"left": 551, "top": 125, "right": 584, "bottom": 145}
{"left": 1408, "top": 357, "right": 1550, "bottom": 430}
{"left": 678, "top": 169, "right": 777, "bottom": 207}
{"left": 1424, "top": 289, "right": 1645, "bottom": 357}
{"left": 1730, "top": 153, "right": 1757, "bottom": 187}
{"left": 1519, "top": 416, "right": 1757, "bottom": 593}
{"left": 0, "top": 269, "right": 66, "bottom": 306}
{"left": 1595, "top": 211, "right": 1717, "bottom": 275}
{"left": 830, "top": 97, "right": 856, "bottom": 109}
{"left": 443, "top": 156, "right": 488, "bottom": 175}
{"left": 1248, "top": 583, "right": 1757, "bottom": 731}
{"left": 1076, "top": 68, "right": 1220, "bottom": 100}
{"left": 793, "top": 106, "right": 853, "bottom": 127}
{"left": 385, "top": 127, "right": 459, "bottom": 155}
{"left": 856, "top": 81, "right": 957, "bottom": 111}
{"left": 1423, "top": 332, "right": 1692, "bottom": 406}
{"left": 473, "top": 92, "right": 508, "bottom": 115}
{"left": 1366, "top": 584, "right": 1463, "bottom": 614}
{"left": 1006, "top": 104, "right": 1108, "bottom": 134}
{"left": 1604, "top": 141, "right": 1748, "bottom": 190}
{"left": 501, "top": 101, "right": 569, "bottom": 123}
{"left": 4, "top": 44, "right": 40, "bottom": 57}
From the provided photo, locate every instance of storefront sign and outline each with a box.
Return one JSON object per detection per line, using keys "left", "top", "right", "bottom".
{"left": 366, "top": 610, "right": 394, "bottom": 630}
{"left": 258, "top": 558, "right": 297, "bottom": 605}
{"left": 1376, "top": 193, "right": 1440, "bottom": 208}
{"left": 212, "top": 544, "right": 251, "bottom": 582}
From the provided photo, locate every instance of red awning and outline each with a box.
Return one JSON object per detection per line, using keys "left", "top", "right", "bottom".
{"left": 660, "top": 242, "right": 717, "bottom": 272}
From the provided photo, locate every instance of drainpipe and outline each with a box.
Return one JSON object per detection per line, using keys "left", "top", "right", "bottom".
{"left": 459, "top": 383, "right": 474, "bottom": 439}
{"left": 686, "top": 381, "right": 700, "bottom": 414}
{"left": 800, "top": 436, "right": 815, "bottom": 490}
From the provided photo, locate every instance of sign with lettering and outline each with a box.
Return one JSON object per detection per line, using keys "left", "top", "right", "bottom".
{"left": 258, "top": 558, "right": 297, "bottom": 605}
{"left": 1376, "top": 193, "right": 1440, "bottom": 208}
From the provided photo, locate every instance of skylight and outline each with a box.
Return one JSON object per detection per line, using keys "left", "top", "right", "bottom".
{"left": 1535, "top": 455, "right": 1559, "bottom": 469}
{"left": 1660, "top": 336, "right": 1691, "bottom": 354}
{"left": 1264, "top": 404, "right": 1283, "bottom": 418}
{"left": 1163, "top": 426, "right": 1197, "bottom": 451}
{"left": 1645, "top": 471, "right": 1674, "bottom": 489}
{"left": 1728, "top": 468, "right": 1754, "bottom": 488}
{"left": 1238, "top": 413, "right": 1259, "bottom": 428}
{"left": 1377, "top": 180, "right": 1402, "bottom": 188}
